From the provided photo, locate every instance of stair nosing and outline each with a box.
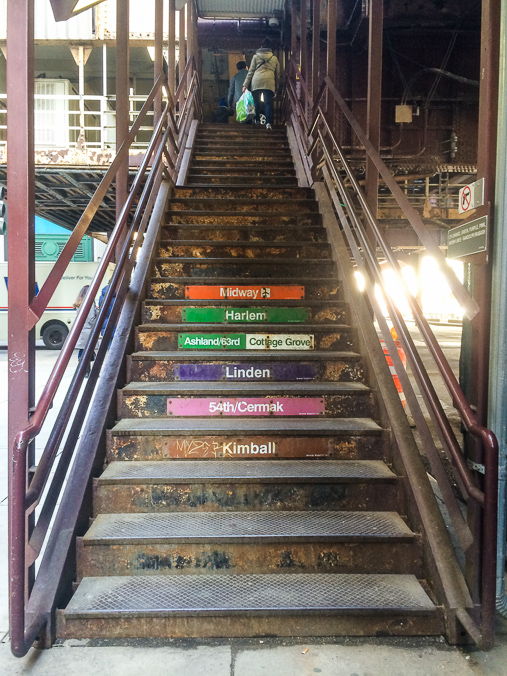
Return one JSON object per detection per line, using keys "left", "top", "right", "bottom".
{"left": 98, "top": 459, "right": 397, "bottom": 485}
{"left": 110, "top": 417, "right": 384, "bottom": 436}
{"left": 129, "top": 350, "right": 361, "bottom": 361}
{"left": 62, "top": 573, "right": 436, "bottom": 618}
{"left": 82, "top": 510, "right": 413, "bottom": 546}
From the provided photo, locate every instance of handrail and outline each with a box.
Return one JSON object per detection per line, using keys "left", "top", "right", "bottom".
{"left": 284, "top": 68, "right": 498, "bottom": 650}
{"left": 9, "top": 59, "right": 201, "bottom": 658}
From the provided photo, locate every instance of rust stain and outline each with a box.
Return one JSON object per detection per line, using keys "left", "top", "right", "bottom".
{"left": 320, "top": 333, "right": 342, "bottom": 349}
{"left": 124, "top": 395, "right": 149, "bottom": 417}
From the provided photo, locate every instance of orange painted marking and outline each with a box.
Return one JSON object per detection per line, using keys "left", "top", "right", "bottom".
{"left": 185, "top": 285, "right": 305, "bottom": 300}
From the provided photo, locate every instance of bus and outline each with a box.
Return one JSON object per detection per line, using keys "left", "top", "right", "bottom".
{"left": 0, "top": 261, "right": 99, "bottom": 348}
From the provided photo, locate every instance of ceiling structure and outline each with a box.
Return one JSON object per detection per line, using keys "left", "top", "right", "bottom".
{"left": 196, "top": 0, "right": 284, "bottom": 19}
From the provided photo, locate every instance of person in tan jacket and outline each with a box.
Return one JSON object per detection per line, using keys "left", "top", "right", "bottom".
{"left": 242, "top": 37, "right": 280, "bottom": 129}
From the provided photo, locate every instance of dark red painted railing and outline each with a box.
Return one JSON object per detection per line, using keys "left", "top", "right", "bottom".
{"left": 284, "top": 59, "right": 498, "bottom": 650}
{"left": 9, "top": 59, "right": 201, "bottom": 658}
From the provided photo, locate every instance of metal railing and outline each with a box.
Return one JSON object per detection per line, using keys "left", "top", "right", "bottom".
{"left": 283, "top": 59, "right": 498, "bottom": 650}
{"left": 8, "top": 58, "right": 201, "bottom": 658}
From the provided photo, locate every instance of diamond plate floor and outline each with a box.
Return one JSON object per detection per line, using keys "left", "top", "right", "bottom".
{"left": 99, "top": 459, "right": 397, "bottom": 484}
{"left": 111, "top": 417, "right": 383, "bottom": 435}
{"left": 83, "top": 511, "right": 414, "bottom": 544}
{"left": 64, "top": 574, "right": 435, "bottom": 616}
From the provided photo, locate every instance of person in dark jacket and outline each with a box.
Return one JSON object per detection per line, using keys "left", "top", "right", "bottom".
{"left": 228, "top": 61, "right": 248, "bottom": 108}
{"left": 242, "top": 37, "right": 280, "bottom": 129}
{"left": 212, "top": 97, "right": 233, "bottom": 123}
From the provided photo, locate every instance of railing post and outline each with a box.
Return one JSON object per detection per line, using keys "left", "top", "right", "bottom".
{"left": 115, "top": 0, "right": 130, "bottom": 259}
{"left": 7, "top": 0, "right": 35, "bottom": 655}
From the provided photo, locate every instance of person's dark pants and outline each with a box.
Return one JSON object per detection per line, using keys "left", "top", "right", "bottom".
{"left": 252, "top": 89, "right": 274, "bottom": 125}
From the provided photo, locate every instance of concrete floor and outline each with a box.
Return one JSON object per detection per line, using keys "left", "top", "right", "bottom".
{"left": 2, "top": 327, "right": 507, "bottom": 675}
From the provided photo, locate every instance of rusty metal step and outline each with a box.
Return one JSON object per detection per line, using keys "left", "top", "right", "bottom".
{"left": 153, "top": 258, "right": 335, "bottom": 279}
{"left": 135, "top": 323, "right": 355, "bottom": 352}
{"left": 186, "top": 176, "right": 299, "bottom": 186}
{"left": 156, "top": 241, "right": 331, "bottom": 259}
{"left": 188, "top": 166, "right": 296, "bottom": 176}
{"left": 92, "top": 460, "right": 403, "bottom": 518}
{"left": 168, "top": 198, "right": 318, "bottom": 212}
{"left": 77, "top": 511, "right": 417, "bottom": 578}
{"left": 127, "top": 350, "right": 364, "bottom": 383}
{"left": 106, "top": 417, "right": 384, "bottom": 463}
{"left": 191, "top": 159, "right": 294, "bottom": 168}
{"left": 165, "top": 211, "right": 322, "bottom": 226}
{"left": 194, "top": 142, "right": 290, "bottom": 151}
{"left": 82, "top": 510, "right": 412, "bottom": 543}
{"left": 161, "top": 224, "right": 327, "bottom": 243}
{"left": 193, "top": 151, "right": 293, "bottom": 160}
{"left": 173, "top": 186, "right": 313, "bottom": 200}
{"left": 98, "top": 459, "right": 396, "bottom": 484}
{"left": 57, "top": 574, "right": 440, "bottom": 640}
{"left": 118, "top": 381, "right": 373, "bottom": 419}
{"left": 149, "top": 278, "right": 342, "bottom": 301}
{"left": 142, "top": 299, "right": 348, "bottom": 325}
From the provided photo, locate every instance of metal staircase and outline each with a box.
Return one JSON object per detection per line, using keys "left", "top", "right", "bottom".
{"left": 55, "top": 124, "right": 447, "bottom": 640}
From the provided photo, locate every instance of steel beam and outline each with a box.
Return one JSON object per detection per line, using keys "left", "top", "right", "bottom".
{"left": 365, "top": 0, "right": 383, "bottom": 216}
{"left": 115, "top": 0, "right": 129, "bottom": 257}
{"left": 7, "top": 0, "right": 36, "bottom": 654}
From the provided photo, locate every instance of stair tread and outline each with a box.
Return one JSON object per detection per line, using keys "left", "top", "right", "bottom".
{"left": 63, "top": 574, "right": 435, "bottom": 615}
{"left": 129, "top": 350, "right": 361, "bottom": 360}
{"left": 83, "top": 510, "right": 413, "bottom": 544}
{"left": 99, "top": 459, "right": 396, "bottom": 484}
{"left": 156, "top": 257, "right": 328, "bottom": 262}
{"left": 138, "top": 323, "right": 347, "bottom": 330}
{"left": 158, "top": 240, "right": 326, "bottom": 247}
{"left": 122, "top": 381, "right": 370, "bottom": 394}
{"left": 110, "top": 418, "right": 383, "bottom": 435}
{"left": 144, "top": 299, "right": 342, "bottom": 307}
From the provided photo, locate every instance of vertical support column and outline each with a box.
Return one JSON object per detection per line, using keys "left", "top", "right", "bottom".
{"left": 154, "top": 0, "right": 163, "bottom": 126}
{"left": 102, "top": 44, "right": 107, "bottom": 149}
{"left": 115, "top": 0, "right": 129, "bottom": 251}
{"left": 326, "top": 0, "right": 337, "bottom": 124}
{"left": 471, "top": 0, "right": 501, "bottom": 426}
{"left": 78, "top": 45, "right": 85, "bottom": 140}
{"left": 168, "top": 0, "right": 176, "bottom": 95}
{"left": 179, "top": 3, "right": 187, "bottom": 111}
{"left": 311, "top": 0, "right": 320, "bottom": 104}
{"left": 463, "top": 0, "right": 501, "bottom": 612}
{"left": 365, "top": 0, "right": 383, "bottom": 216}
{"left": 290, "top": 0, "right": 297, "bottom": 60}
{"left": 300, "top": 0, "right": 308, "bottom": 84}
{"left": 186, "top": 0, "right": 194, "bottom": 85}
{"left": 7, "top": 0, "right": 35, "bottom": 640}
